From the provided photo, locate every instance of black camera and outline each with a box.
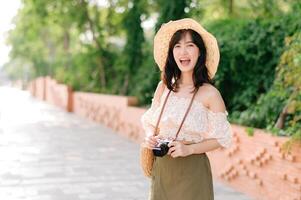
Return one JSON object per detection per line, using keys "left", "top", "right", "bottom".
{"left": 153, "top": 139, "right": 172, "bottom": 157}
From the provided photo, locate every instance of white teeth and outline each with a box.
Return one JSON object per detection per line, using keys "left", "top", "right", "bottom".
{"left": 180, "top": 59, "right": 190, "bottom": 61}
{"left": 179, "top": 57, "right": 191, "bottom": 66}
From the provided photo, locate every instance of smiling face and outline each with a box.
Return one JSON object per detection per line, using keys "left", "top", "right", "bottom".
{"left": 163, "top": 29, "right": 209, "bottom": 90}
{"left": 172, "top": 32, "right": 200, "bottom": 73}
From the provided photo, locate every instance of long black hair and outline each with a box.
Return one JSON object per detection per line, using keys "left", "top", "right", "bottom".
{"left": 162, "top": 29, "right": 213, "bottom": 93}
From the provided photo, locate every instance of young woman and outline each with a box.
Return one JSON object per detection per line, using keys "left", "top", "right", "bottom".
{"left": 141, "top": 18, "right": 232, "bottom": 200}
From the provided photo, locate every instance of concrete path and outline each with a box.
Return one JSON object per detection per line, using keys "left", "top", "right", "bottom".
{"left": 0, "top": 86, "right": 253, "bottom": 200}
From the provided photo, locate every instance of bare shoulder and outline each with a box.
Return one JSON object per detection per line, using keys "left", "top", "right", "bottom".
{"left": 157, "top": 80, "right": 165, "bottom": 93}
{"left": 200, "top": 83, "right": 226, "bottom": 112}
{"left": 200, "top": 83, "right": 220, "bottom": 96}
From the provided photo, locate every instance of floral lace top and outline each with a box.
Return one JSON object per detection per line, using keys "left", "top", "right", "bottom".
{"left": 140, "top": 81, "right": 232, "bottom": 148}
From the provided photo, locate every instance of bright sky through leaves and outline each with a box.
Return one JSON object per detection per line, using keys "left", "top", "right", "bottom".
{"left": 0, "top": 1, "right": 21, "bottom": 68}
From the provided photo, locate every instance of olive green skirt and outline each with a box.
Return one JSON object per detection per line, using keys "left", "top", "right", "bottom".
{"left": 149, "top": 153, "right": 214, "bottom": 200}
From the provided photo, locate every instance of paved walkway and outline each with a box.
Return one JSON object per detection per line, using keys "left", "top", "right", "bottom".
{"left": 0, "top": 86, "right": 253, "bottom": 200}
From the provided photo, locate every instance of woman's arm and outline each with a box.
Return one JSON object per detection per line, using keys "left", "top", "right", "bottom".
{"left": 188, "top": 138, "right": 221, "bottom": 154}
{"left": 141, "top": 81, "right": 165, "bottom": 149}
{"left": 167, "top": 138, "right": 221, "bottom": 158}
{"left": 188, "top": 86, "right": 226, "bottom": 154}
{"left": 141, "top": 80, "right": 165, "bottom": 136}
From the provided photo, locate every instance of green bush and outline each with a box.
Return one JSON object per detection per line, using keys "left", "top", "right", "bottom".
{"left": 204, "top": 6, "right": 301, "bottom": 141}
{"left": 207, "top": 17, "right": 292, "bottom": 112}
{"left": 237, "top": 32, "right": 301, "bottom": 140}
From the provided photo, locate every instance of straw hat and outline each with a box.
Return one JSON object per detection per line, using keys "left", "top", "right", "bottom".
{"left": 154, "top": 18, "right": 220, "bottom": 78}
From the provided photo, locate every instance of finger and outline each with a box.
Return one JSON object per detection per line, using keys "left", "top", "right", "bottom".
{"left": 146, "top": 142, "right": 156, "bottom": 149}
{"left": 168, "top": 141, "right": 177, "bottom": 148}
{"left": 144, "top": 138, "right": 156, "bottom": 147}
{"left": 149, "top": 136, "right": 159, "bottom": 143}
{"left": 146, "top": 137, "right": 157, "bottom": 144}
{"left": 171, "top": 150, "right": 179, "bottom": 158}
{"left": 172, "top": 149, "right": 183, "bottom": 158}
{"left": 147, "top": 141, "right": 157, "bottom": 148}
{"left": 167, "top": 146, "right": 176, "bottom": 155}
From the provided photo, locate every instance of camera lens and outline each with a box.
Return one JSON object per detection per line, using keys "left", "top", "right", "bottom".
{"left": 153, "top": 142, "right": 169, "bottom": 157}
{"left": 160, "top": 143, "right": 169, "bottom": 155}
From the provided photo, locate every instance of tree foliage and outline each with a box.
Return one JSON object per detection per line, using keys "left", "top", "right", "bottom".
{"left": 118, "top": 0, "right": 146, "bottom": 95}
{"left": 3, "top": 0, "right": 301, "bottom": 140}
{"left": 155, "top": 0, "right": 191, "bottom": 31}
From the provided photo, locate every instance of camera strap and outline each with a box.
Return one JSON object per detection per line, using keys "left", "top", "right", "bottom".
{"left": 154, "top": 87, "right": 199, "bottom": 140}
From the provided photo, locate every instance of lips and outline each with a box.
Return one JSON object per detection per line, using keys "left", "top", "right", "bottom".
{"left": 179, "top": 58, "right": 191, "bottom": 66}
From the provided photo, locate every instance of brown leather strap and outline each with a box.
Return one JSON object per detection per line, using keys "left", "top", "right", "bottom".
{"left": 154, "top": 87, "right": 199, "bottom": 138}
{"left": 174, "top": 87, "right": 199, "bottom": 140}
{"left": 154, "top": 89, "right": 172, "bottom": 135}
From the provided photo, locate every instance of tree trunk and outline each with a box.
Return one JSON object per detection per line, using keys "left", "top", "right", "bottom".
{"left": 63, "top": 28, "right": 70, "bottom": 70}
{"left": 275, "top": 104, "right": 288, "bottom": 129}
{"left": 229, "top": 0, "right": 233, "bottom": 16}
{"left": 120, "top": 74, "right": 129, "bottom": 95}
{"left": 79, "top": 0, "right": 106, "bottom": 88}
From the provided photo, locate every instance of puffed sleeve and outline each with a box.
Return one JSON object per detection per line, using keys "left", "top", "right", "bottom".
{"left": 140, "top": 81, "right": 165, "bottom": 137}
{"left": 206, "top": 111, "right": 232, "bottom": 148}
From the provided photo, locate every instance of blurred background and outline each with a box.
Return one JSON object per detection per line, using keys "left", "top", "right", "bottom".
{"left": 1, "top": 0, "right": 301, "bottom": 143}
{"left": 0, "top": 0, "right": 301, "bottom": 199}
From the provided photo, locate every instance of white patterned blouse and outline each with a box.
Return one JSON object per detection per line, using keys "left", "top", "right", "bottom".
{"left": 141, "top": 81, "right": 232, "bottom": 148}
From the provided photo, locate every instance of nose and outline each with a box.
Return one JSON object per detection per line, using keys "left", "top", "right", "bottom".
{"left": 179, "top": 46, "right": 188, "bottom": 55}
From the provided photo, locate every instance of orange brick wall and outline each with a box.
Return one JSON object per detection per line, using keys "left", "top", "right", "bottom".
{"left": 28, "top": 77, "right": 72, "bottom": 112}
{"left": 34, "top": 77, "right": 46, "bottom": 101}
{"left": 27, "top": 81, "right": 36, "bottom": 96}
{"left": 208, "top": 125, "right": 301, "bottom": 200}
{"left": 27, "top": 77, "right": 301, "bottom": 200}
{"left": 72, "top": 91, "right": 144, "bottom": 142}
{"left": 44, "top": 77, "right": 73, "bottom": 112}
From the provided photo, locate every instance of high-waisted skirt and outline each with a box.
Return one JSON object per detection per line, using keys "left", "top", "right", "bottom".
{"left": 149, "top": 153, "right": 214, "bottom": 200}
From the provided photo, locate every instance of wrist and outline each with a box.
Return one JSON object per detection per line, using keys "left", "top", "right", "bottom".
{"left": 187, "top": 144, "right": 195, "bottom": 155}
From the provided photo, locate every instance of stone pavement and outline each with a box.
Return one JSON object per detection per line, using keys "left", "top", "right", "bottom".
{"left": 0, "top": 86, "right": 253, "bottom": 200}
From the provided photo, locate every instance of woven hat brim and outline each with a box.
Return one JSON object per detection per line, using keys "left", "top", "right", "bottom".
{"left": 154, "top": 18, "right": 220, "bottom": 79}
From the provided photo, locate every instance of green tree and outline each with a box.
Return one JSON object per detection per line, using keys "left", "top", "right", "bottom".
{"left": 155, "top": 0, "right": 191, "bottom": 31}
{"left": 236, "top": 32, "right": 301, "bottom": 142}
{"left": 119, "top": 0, "right": 146, "bottom": 95}
{"left": 6, "top": 0, "right": 111, "bottom": 92}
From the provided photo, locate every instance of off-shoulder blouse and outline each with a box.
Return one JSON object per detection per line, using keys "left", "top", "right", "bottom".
{"left": 140, "top": 81, "right": 232, "bottom": 148}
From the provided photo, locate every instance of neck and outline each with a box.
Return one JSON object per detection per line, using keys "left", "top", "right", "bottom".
{"left": 179, "top": 71, "right": 194, "bottom": 85}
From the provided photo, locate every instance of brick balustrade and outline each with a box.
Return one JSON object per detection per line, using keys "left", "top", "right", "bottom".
{"left": 208, "top": 125, "right": 301, "bottom": 200}
{"left": 27, "top": 77, "right": 301, "bottom": 200}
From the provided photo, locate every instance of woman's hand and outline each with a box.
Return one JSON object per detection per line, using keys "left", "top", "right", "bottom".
{"left": 167, "top": 141, "right": 193, "bottom": 158}
{"left": 142, "top": 135, "right": 163, "bottom": 149}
